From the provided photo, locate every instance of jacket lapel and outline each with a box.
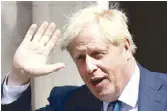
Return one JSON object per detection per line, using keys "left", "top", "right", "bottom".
{"left": 138, "top": 65, "right": 166, "bottom": 111}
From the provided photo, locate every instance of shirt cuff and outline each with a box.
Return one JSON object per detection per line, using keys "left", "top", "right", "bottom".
{"left": 1, "top": 72, "right": 30, "bottom": 104}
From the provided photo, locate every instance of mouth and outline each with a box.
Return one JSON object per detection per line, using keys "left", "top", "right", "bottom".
{"left": 90, "top": 77, "right": 106, "bottom": 86}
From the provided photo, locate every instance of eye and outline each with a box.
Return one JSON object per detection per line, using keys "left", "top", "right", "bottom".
{"left": 92, "top": 52, "right": 106, "bottom": 59}
{"left": 77, "top": 55, "right": 86, "bottom": 60}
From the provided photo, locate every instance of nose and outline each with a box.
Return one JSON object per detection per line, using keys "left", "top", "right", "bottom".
{"left": 85, "top": 55, "right": 97, "bottom": 74}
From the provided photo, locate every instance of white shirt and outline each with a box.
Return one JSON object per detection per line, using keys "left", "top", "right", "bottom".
{"left": 2, "top": 65, "right": 140, "bottom": 111}
{"left": 1, "top": 73, "right": 30, "bottom": 104}
{"left": 103, "top": 64, "right": 140, "bottom": 111}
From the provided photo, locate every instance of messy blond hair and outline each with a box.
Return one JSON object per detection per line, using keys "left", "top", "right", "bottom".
{"left": 61, "top": 3, "right": 137, "bottom": 54}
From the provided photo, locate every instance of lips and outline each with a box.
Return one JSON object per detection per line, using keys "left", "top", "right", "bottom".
{"left": 90, "top": 77, "right": 106, "bottom": 86}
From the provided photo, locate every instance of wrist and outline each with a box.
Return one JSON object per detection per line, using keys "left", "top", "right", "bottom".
{"left": 7, "top": 68, "right": 30, "bottom": 86}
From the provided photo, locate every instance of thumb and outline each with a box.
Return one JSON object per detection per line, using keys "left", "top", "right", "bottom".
{"left": 43, "top": 63, "right": 65, "bottom": 74}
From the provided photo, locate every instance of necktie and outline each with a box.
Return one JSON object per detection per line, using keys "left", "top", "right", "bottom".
{"left": 107, "top": 100, "right": 121, "bottom": 111}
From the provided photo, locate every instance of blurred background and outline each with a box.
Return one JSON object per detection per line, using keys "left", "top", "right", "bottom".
{"left": 1, "top": 1, "right": 167, "bottom": 110}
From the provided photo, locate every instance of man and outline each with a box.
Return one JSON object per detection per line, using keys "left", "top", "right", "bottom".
{"left": 1, "top": 4, "right": 167, "bottom": 111}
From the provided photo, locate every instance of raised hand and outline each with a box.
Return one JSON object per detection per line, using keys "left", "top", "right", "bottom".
{"left": 8, "top": 22, "right": 65, "bottom": 86}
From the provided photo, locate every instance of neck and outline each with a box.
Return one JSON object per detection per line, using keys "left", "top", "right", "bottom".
{"left": 120, "top": 56, "right": 137, "bottom": 92}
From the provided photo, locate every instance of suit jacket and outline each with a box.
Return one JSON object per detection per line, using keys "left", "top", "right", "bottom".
{"left": 2, "top": 65, "right": 167, "bottom": 111}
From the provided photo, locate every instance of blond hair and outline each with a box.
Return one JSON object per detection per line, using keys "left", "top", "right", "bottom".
{"left": 60, "top": 4, "right": 137, "bottom": 54}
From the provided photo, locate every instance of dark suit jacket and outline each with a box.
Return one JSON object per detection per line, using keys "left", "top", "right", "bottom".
{"left": 2, "top": 65, "right": 167, "bottom": 111}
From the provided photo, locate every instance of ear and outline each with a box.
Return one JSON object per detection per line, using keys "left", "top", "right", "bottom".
{"left": 123, "top": 38, "right": 133, "bottom": 60}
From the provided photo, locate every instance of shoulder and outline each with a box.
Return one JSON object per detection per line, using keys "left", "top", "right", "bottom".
{"left": 48, "top": 85, "right": 82, "bottom": 101}
{"left": 139, "top": 64, "right": 167, "bottom": 87}
{"left": 152, "top": 71, "right": 167, "bottom": 85}
{"left": 146, "top": 68, "right": 167, "bottom": 84}
{"left": 49, "top": 85, "right": 80, "bottom": 97}
{"left": 138, "top": 64, "right": 167, "bottom": 79}
{"left": 47, "top": 85, "right": 86, "bottom": 109}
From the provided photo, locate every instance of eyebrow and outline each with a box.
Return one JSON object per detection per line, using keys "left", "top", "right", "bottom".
{"left": 73, "top": 45, "right": 108, "bottom": 59}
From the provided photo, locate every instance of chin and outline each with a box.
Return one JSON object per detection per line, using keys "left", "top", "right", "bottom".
{"left": 91, "top": 86, "right": 120, "bottom": 102}
{"left": 96, "top": 91, "right": 118, "bottom": 102}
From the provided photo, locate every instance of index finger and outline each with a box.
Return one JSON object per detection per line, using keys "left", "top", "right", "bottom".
{"left": 24, "top": 24, "right": 37, "bottom": 41}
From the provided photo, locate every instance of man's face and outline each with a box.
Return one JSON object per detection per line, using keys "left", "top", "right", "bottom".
{"left": 70, "top": 24, "right": 132, "bottom": 102}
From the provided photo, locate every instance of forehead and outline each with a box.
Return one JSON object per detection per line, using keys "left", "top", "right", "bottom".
{"left": 70, "top": 24, "right": 108, "bottom": 53}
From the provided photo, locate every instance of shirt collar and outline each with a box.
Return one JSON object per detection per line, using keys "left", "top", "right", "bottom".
{"left": 103, "top": 64, "right": 140, "bottom": 108}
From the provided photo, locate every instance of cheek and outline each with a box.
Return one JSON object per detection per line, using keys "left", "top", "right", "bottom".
{"left": 77, "top": 63, "right": 85, "bottom": 74}
{"left": 101, "top": 48, "right": 126, "bottom": 69}
{"left": 76, "top": 64, "right": 88, "bottom": 81}
{"left": 108, "top": 67, "right": 126, "bottom": 93}
{"left": 98, "top": 59, "right": 124, "bottom": 86}
{"left": 99, "top": 55, "right": 126, "bottom": 77}
{"left": 107, "top": 69, "right": 118, "bottom": 86}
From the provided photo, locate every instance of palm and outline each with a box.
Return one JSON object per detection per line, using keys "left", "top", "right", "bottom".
{"left": 13, "top": 22, "right": 65, "bottom": 77}
{"left": 14, "top": 42, "right": 48, "bottom": 75}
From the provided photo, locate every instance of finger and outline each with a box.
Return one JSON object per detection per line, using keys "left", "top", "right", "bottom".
{"left": 32, "top": 21, "right": 49, "bottom": 42}
{"left": 46, "top": 29, "right": 61, "bottom": 50}
{"left": 42, "top": 63, "right": 65, "bottom": 75}
{"left": 40, "top": 22, "right": 56, "bottom": 45}
{"left": 24, "top": 24, "right": 37, "bottom": 41}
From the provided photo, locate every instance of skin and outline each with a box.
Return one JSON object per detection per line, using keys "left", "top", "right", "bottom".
{"left": 70, "top": 23, "right": 136, "bottom": 102}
